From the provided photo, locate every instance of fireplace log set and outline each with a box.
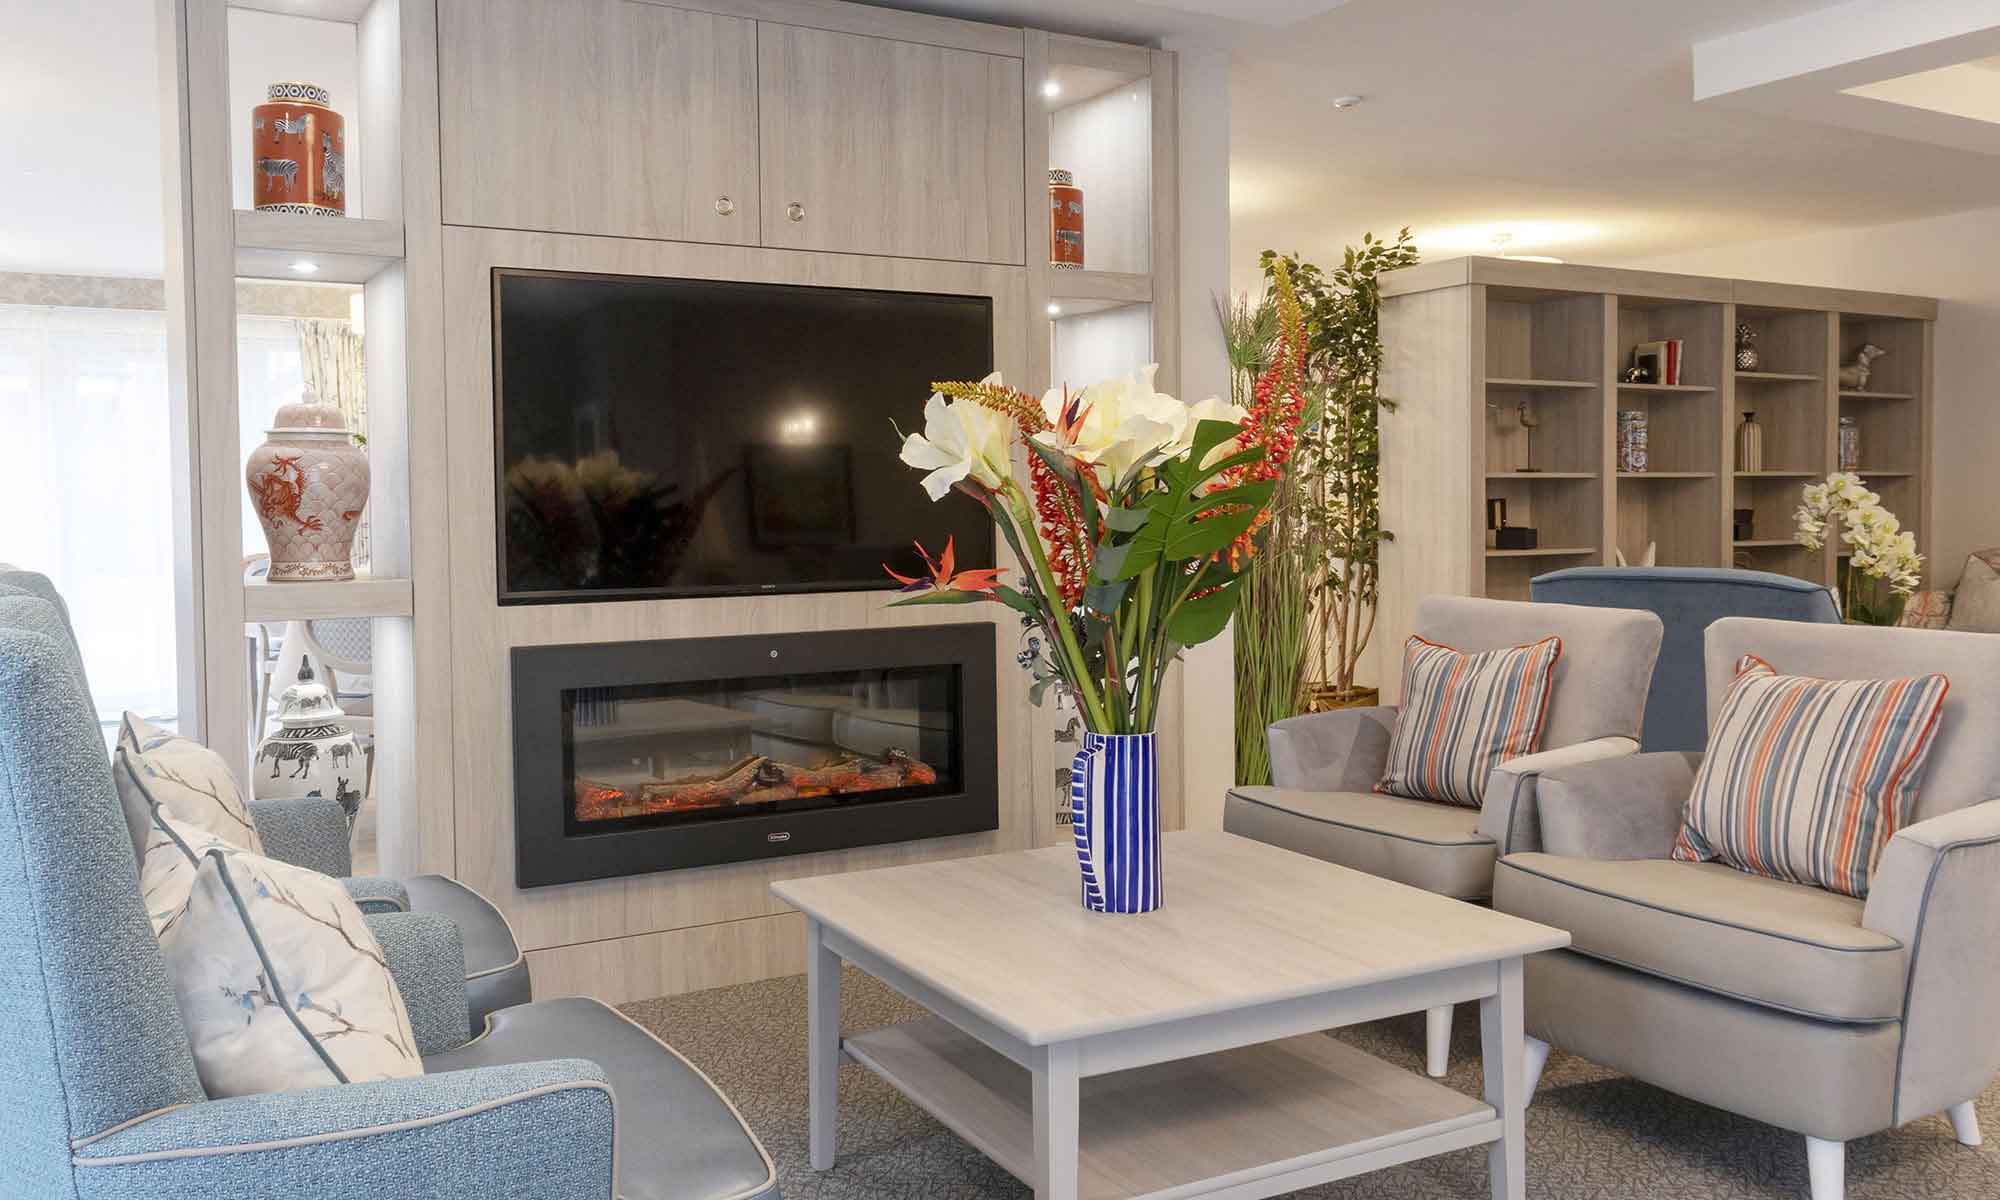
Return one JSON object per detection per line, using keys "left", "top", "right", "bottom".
{"left": 576, "top": 749, "right": 938, "bottom": 822}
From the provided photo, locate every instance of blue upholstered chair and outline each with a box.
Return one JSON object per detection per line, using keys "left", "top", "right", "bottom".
{"left": 1531, "top": 566, "right": 1840, "bottom": 751}
{"left": 0, "top": 577, "right": 780, "bottom": 1200}
{"left": 1, "top": 565, "right": 531, "bottom": 1028}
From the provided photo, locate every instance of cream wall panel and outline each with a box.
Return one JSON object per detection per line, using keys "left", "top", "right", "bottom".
{"left": 525, "top": 912, "right": 807, "bottom": 1005}
{"left": 443, "top": 227, "right": 1054, "bottom": 952}
{"left": 757, "top": 22, "right": 1025, "bottom": 265}
{"left": 438, "top": 0, "right": 760, "bottom": 246}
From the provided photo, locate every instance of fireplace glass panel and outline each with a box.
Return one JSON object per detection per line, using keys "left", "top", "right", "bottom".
{"left": 565, "top": 666, "right": 960, "bottom": 833}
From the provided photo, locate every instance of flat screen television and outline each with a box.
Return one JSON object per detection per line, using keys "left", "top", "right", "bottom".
{"left": 494, "top": 269, "right": 997, "bottom": 603}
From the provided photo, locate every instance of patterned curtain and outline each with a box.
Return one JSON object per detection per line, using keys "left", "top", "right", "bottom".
{"left": 296, "top": 318, "right": 369, "bottom": 569}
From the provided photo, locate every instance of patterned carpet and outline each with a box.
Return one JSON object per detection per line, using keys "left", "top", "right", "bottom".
{"left": 621, "top": 968, "right": 1999, "bottom": 1199}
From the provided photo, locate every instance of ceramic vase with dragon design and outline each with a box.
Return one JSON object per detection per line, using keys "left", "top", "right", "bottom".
{"left": 247, "top": 391, "right": 369, "bottom": 581}
{"left": 251, "top": 81, "right": 346, "bottom": 216}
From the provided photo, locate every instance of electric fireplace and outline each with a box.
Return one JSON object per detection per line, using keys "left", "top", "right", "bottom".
{"left": 511, "top": 624, "right": 997, "bottom": 887}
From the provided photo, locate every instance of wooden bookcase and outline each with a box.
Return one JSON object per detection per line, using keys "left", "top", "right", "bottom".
{"left": 1375, "top": 258, "right": 1935, "bottom": 687}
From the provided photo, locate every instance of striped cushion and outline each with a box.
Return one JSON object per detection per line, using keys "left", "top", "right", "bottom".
{"left": 1377, "top": 634, "right": 1563, "bottom": 808}
{"left": 1674, "top": 655, "right": 1949, "bottom": 899}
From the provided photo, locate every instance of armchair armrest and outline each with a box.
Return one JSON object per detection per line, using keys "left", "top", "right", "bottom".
{"left": 1266, "top": 705, "right": 1397, "bottom": 792}
{"left": 344, "top": 876, "right": 410, "bottom": 913}
{"left": 1476, "top": 736, "right": 1641, "bottom": 855}
{"left": 1862, "top": 799, "right": 2000, "bottom": 1125}
{"left": 248, "top": 796, "right": 353, "bottom": 878}
{"left": 1524, "top": 750, "right": 1698, "bottom": 861}
{"left": 365, "top": 911, "right": 472, "bottom": 1055}
{"left": 72, "top": 1060, "right": 615, "bottom": 1199}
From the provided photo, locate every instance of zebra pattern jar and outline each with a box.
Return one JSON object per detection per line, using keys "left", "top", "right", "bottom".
{"left": 251, "top": 81, "right": 346, "bottom": 216}
{"left": 253, "top": 660, "right": 364, "bottom": 825}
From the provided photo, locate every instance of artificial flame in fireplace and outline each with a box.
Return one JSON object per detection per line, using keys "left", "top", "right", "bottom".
{"left": 575, "top": 748, "right": 939, "bottom": 822}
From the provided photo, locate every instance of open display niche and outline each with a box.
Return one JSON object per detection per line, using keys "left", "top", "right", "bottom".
{"left": 1838, "top": 314, "right": 1931, "bottom": 575}
{"left": 1613, "top": 297, "right": 1724, "bottom": 567}
{"left": 1730, "top": 306, "right": 1830, "bottom": 582}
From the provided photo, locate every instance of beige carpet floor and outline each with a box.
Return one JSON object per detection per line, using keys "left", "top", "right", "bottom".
{"left": 621, "top": 968, "right": 1999, "bottom": 1199}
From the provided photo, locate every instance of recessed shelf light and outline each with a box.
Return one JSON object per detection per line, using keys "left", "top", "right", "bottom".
{"left": 1041, "top": 79, "right": 1061, "bottom": 99}
{"left": 1046, "top": 303, "right": 1063, "bottom": 317}
{"left": 289, "top": 260, "right": 319, "bottom": 274}
{"left": 1330, "top": 94, "right": 1364, "bottom": 109}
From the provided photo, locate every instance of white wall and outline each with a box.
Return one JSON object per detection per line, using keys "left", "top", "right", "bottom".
{"left": 1167, "top": 36, "right": 1235, "bottom": 820}
{"left": 1623, "top": 205, "right": 2000, "bottom": 587}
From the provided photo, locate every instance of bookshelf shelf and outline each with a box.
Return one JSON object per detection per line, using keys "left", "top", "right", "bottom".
{"left": 243, "top": 577, "right": 414, "bottom": 622}
{"left": 1485, "top": 472, "right": 1597, "bottom": 480}
{"left": 1737, "top": 371, "right": 1822, "bottom": 383}
{"left": 1485, "top": 547, "right": 1600, "bottom": 558}
{"left": 1617, "top": 383, "right": 1715, "bottom": 394}
{"left": 1619, "top": 471, "right": 1715, "bottom": 480}
{"left": 1857, "top": 469, "right": 1915, "bottom": 477}
{"left": 1734, "top": 539, "right": 1802, "bottom": 548}
{"left": 1485, "top": 377, "right": 1597, "bottom": 390}
{"left": 1841, "top": 390, "right": 1915, "bottom": 401}
{"left": 233, "top": 209, "right": 404, "bottom": 284}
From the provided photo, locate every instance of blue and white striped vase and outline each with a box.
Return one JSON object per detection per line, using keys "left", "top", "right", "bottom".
{"left": 1070, "top": 731, "right": 1162, "bottom": 914}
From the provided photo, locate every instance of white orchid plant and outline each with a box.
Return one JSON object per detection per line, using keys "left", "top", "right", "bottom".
{"left": 1794, "top": 472, "right": 1923, "bottom": 625}
{"left": 889, "top": 265, "right": 1311, "bottom": 735}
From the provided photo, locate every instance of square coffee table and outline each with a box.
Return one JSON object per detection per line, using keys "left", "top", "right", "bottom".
{"left": 772, "top": 830, "right": 1569, "bottom": 1200}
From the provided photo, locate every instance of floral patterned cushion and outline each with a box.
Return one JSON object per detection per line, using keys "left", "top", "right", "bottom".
{"left": 1900, "top": 590, "right": 1953, "bottom": 630}
{"left": 153, "top": 819, "right": 421, "bottom": 1096}
{"left": 114, "top": 712, "right": 264, "bottom": 855}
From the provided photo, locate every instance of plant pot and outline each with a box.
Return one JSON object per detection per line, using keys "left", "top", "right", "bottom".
{"left": 1307, "top": 685, "right": 1380, "bottom": 713}
{"left": 1070, "top": 731, "right": 1161, "bottom": 914}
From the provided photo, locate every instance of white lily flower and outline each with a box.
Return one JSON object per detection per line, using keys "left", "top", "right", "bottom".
{"left": 899, "top": 371, "right": 1016, "bottom": 501}
{"left": 1034, "top": 364, "right": 1192, "bottom": 485}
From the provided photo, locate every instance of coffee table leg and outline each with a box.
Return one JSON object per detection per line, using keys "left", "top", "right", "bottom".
{"left": 1031, "top": 1042, "right": 1080, "bottom": 1200}
{"left": 807, "top": 917, "right": 840, "bottom": 1171}
{"left": 1481, "top": 956, "right": 1526, "bottom": 1200}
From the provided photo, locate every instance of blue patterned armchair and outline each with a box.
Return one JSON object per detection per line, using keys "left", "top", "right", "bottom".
{"left": 0, "top": 577, "right": 779, "bottom": 1200}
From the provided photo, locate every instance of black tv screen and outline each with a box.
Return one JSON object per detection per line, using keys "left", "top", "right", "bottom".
{"left": 494, "top": 270, "right": 997, "bottom": 603}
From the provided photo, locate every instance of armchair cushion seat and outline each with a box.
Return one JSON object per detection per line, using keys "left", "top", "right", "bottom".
{"left": 404, "top": 874, "right": 530, "bottom": 1028}
{"left": 425, "top": 996, "right": 779, "bottom": 1200}
{"left": 1224, "top": 786, "right": 1496, "bottom": 899}
{"left": 1495, "top": 853, "right": 1906, "bottom": 1022}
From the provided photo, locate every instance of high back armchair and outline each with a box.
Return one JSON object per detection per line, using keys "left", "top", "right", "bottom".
{"left": 1530, "top": 565, "right": 1840, "bottom": 751}
{"left": 1494, "top": 616, "right": 2000, "bottom": 1200}
{"left": 0, "top": 579, "right": 779, "bottom": 1200}
{"left": 1224, "top": 594, "right": 1662, "bottom": 1076}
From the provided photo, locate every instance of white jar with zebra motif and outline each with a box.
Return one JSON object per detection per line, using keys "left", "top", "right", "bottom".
{"left": 253, "top": 659, "right": 364, "bottom": 825}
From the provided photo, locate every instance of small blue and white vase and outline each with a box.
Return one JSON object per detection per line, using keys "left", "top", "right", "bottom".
{"left": 1070, "top": 731, "right": 1162, "bottom": 914}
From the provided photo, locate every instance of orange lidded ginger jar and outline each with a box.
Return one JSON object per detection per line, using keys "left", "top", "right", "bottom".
{"left": 251, "top": 82, "right": 346, "bottom": 216}
{"left": 1049, "top": 168, "right": 1084, "bottom": 269}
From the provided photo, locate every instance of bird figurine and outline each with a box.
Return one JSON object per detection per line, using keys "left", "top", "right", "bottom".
{"left": 1839, "top": 343, "right": 1887, "bottom": 391}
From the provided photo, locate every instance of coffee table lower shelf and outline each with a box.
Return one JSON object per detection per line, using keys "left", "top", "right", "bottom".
{"left": 844, "top": 1016, "right": 1500, "bottom": 1200}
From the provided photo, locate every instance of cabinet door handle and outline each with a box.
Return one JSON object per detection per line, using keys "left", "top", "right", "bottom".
{"left": 786, "top": 202, "right": 806, "bottom": 223}
{"left": 713, "top": 196, "right": 736, "bottom": 216}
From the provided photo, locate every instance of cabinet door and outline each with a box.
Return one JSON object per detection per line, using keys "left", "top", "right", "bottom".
{"left": 439, "top": 0, "right": 758, "bottom": 245}
{"left": 758, "top": 23, "right": 1025, "bottom": 264}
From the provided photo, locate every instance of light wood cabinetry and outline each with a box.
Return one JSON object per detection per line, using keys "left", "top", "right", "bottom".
{"left": 437, "top": 0, "right": 759, "bottom": 246}
{"left": 758, "top": 23, "right": 1024, "bottom": 263}
{"left": 1377, "top": 258, "right": 1935, "bottom": 691}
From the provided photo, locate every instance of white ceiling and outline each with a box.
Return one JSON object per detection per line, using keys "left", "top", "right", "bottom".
{"left": 9, "top": 0, "right": 2000, "bottom": 286}
{"left": 1227, "top": 0, "right": 2000, "bottom": 288}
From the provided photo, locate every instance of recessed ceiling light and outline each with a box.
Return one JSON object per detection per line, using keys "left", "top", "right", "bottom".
{"left": 1042, "top": 79, "right": 1061, "bottom": 99}
{"left": 1046, "top": 302, "right": 1063, "bottom": 317}
{"left": 1330, "top": 94, "right": 1364, "bottom": 109}
{"left": 289, "top": 260, "right": 319, "bottom": 274}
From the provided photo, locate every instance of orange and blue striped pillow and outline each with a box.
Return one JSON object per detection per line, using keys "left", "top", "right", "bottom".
{"left": 1674, "top": 655, "right": 1949, "bottom": 899}
{"left": 1377, "top": 634, "right": 1563, "bottom": 808}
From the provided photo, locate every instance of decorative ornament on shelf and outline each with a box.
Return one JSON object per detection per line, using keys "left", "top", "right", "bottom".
{"left": 1839, "top": 416, "right": 1862, "bottom": 473}
{"left": 1735, "top": 411, "right": 1763, "bottom": 473}
{"left": 1795, "top": 472, "right": 1923, "bottom": 625}
{"left": 889, "top": 264, "right": 1312, "bottom": 913}
{"left": 253, "top": 659, "right": 364, "bottom": 828}
{"left": 1617, "top": 410, "right": 1649, "bottom": 473}
{"left": 246, "top": 388, "right": 370, "bottom": 582}
{"left": 1839, "top": 342, "right": 1888, "bottom": 391}
{"left": 1734, "top": 323, "right": 1760, "bottom": 372}
{"left": 251, "top": 82, "right": 345, "bottom": 217}
{"left": 1614, "top": 542, "right": 1658, "bottom": 568}
{"left": 1048, "top": 168, "right": 1084, "bottom": 269}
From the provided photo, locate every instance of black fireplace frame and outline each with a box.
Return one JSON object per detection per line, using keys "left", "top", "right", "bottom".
{"left": 511, "top": 623, "right": 998, "bottom": 888}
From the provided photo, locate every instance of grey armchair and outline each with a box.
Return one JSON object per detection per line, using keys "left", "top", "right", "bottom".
{"left": 1495, "top": 616, "right": 2000, "bottom": 1200}
{"left": 1224, "top": 594, "right": 1662, "bottom": 1076}
{"left": 0, "top": 578, "right": 780, "bottom": 1199}
{"left": 3, "top": 564, "right": 531, "bottom": 1028}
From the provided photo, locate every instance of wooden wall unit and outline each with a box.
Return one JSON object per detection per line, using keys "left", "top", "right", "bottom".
{"left": 163, "top": 0, "right": 1181, "bottom": 1004}
{"left": 1377, "top": 257, "right": 1935, "bottom": 701}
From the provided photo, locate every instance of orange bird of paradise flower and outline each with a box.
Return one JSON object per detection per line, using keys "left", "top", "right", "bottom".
{"left": 884, "top": 536, "right": 1005, "bottom": 603}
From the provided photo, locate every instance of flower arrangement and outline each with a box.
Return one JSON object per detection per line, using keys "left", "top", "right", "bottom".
{"left": 1794, "top": 472, "right": 1923, "bottom": 625}
{"left": 890, "top": 265, "right": 1311, "bottom": 736}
